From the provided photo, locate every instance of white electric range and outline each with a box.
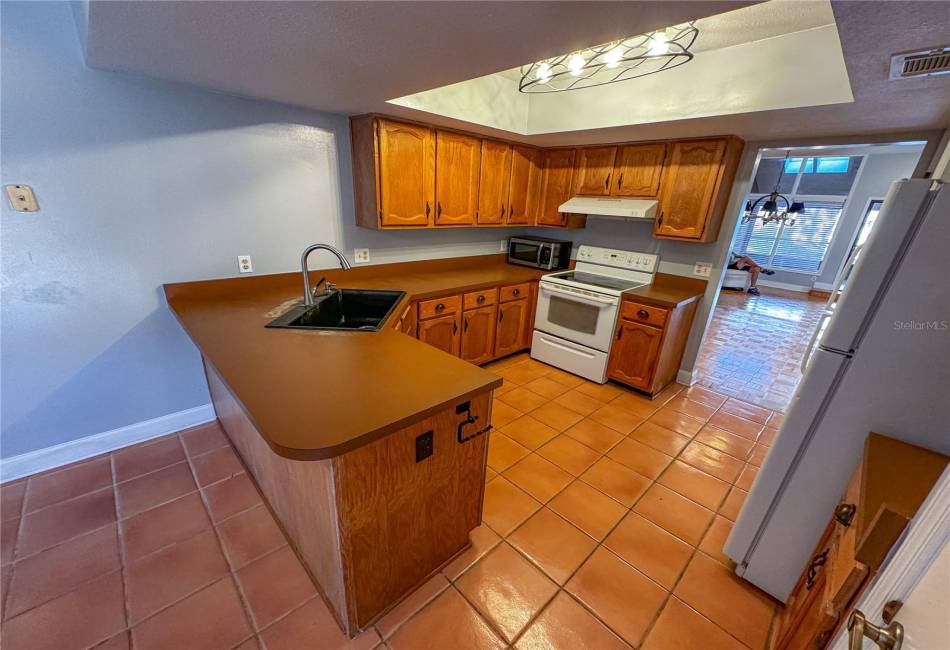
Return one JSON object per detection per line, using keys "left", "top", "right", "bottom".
{"left": 531, "top": 245, "right": 658, "bottom": 383}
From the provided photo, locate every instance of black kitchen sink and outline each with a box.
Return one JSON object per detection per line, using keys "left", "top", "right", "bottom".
{"left": 266, "top": 289, "right": 405, "bottom": 332}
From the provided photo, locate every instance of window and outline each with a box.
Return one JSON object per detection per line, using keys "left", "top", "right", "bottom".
{"left": 734, "top": 155, "right": 864, "bottom": 274}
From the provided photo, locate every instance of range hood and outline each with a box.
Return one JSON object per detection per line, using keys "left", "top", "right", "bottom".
{"left": 558, "top": 196, "right": 658, "bottom": 220}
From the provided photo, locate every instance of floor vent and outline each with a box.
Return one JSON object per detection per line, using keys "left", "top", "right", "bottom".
{"left": 889, "top": 47, "right": 950, "bottom": 80}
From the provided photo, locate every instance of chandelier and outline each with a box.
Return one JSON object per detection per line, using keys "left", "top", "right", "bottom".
{"left": 518, "top": 23, "right": 699, "bottom": 93}
{"left": 742, "top": 152, "right": 805, "bottom": 226}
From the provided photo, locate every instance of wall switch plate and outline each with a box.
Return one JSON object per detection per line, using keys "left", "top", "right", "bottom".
{"left": 5, "top": 184, "right": 38, "bottom": 212}
{"left": 500, "top": 240, "right": 508, "bottom": 253}
{"left": 694, "top": 262, "right": 713, "bottom": 277}
{"left": 415, "top": 430, "right": 434, "bottom": 462}
{"left": 237, "top": 255, "right": 253, "bottom": 273}
{"left": 353, "top": 248, "right": 370, "bottom": 264}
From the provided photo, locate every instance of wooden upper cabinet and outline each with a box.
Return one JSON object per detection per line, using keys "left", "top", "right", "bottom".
{"left": 477, "top": 140, "right": 512, "bottom": 225}
{"left": 612, "top": 143, "right": 666, "bottom": 197}
{"left": 655, "top": 138, "right": 742, "bottom": 242}
{"left": 507, "top": 145, "right": 542, "bottom": 225}
{"left": 435, "top": 130, "right": 481, "bottom": 226}
{"left": 607, "top": 321, "right": 663, "bottom": 390}
{"left": 573, "top": 146, "right": 618, "bottom": 196}
{"left": 538, "top": 149, "right": 576, "bottom": 227}
{"left": 375, "top": 119, "right": 435, "bottom": 227}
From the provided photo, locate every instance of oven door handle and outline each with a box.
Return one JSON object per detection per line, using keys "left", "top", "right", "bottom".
{"left": 540, "top": 283, "right": 618, "bottom": 306}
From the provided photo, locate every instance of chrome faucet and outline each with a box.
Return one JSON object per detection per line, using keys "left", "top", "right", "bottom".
{"left": 301, "top": 243, "right": 352, "bottom": 306}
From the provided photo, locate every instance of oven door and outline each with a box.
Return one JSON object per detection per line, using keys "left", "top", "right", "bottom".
{"left": 535, "top": 281, "right": 620, "bottom": 352}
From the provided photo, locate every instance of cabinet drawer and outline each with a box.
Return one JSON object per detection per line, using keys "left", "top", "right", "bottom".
{"left": 499, "top": 283, "right": 531, "bottom": 303}
{"left": 463, "top": 288, "right": 498, "bottom": 310}
{"left": 418, "top": 295, "right": 461, "bottom": 320}
{"left": 621, "top": 301, "right": 668, "bottom": 328}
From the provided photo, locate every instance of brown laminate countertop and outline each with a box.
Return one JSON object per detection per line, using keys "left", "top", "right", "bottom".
{"left": 164, "top": 254, "right": 705, "bottom": 461}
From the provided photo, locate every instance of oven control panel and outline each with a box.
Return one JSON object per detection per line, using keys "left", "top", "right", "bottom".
{"left": 576, "top": 245, "right": 658, "bottom": 273}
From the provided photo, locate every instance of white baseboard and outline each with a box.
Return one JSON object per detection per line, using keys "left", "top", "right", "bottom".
{"left": 757, "top": 279, "right": 812, "bottom": 293}
{"left": 812, "top": 282, "right": 836, "bottom": 291}
{"left": 676, "top": 369, "right": 694, "bottom": 386}
{"left": 1, "top": 404, "right": 216, "bottom": 482}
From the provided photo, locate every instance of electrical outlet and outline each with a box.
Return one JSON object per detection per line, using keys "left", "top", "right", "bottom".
{"left": 4, "top": 184, "right": 38, "bottom": 212}
{"left": 693, "top": 262, "right": 712, "bottom": 277}
{"left": 500, "top": 239, "right": 508, "bottom": 253}
{"left": 353, "top": 248, "right": 370, "bottom": 264}
{"left": 237, "top": 255, "right": 253, "bottom": 274}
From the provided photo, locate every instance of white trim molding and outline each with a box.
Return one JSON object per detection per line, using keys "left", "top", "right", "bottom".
{"left": 676, "top": 369, "right": 694, "bottom": 386}
{"left": 758, "top": 279, "right": 813, "bottom": 293}
{"left": 0, "top": 404, "right": 216, "bottom": 482}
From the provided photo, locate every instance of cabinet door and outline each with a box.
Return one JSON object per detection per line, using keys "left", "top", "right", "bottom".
{"left": 477, "top": 140, "right": 511, "bottom": 225}
{"left": 572, "top": 146, "right": 618, "bottom": 196}
{"left": 538, "top": 149, "right": 575, "bottom": 226}
{"left": 377, "top": 120, "right": 435, "bottom": 227}
{"left": 655, "top": 139, "right": 727, "bottom": 240}
{"left": 607, "top": 321, "right": 663, "bottom": 390}
{"left": 612, "top": 143, "right": 666, "bottom": 197}
{"left": 418, "top": 313, "right": 461, "bottom": 356}
{"left": 461, "top": 305, "right": 497, "bottom": 365}
{"left": 494, "top": 299, "right": 529, "bottom": 358}
{"left": 507, "top": 145, "right": 542, "bottom": 225}
{"left": 435, "top": 131, "right": 481, "bottom": 226}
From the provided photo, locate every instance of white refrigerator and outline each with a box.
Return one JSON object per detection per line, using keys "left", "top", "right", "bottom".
{"left": 725, "top": 179, "right": 950, "bottom": 600}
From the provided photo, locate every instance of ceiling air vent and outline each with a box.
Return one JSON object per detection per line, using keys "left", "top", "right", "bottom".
{"left": 889, "top": 47, "right": 950, "bottom": 80}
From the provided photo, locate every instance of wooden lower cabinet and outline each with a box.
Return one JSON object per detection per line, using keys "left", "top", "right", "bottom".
{"left": 461, "top": 305, "right": 497, "bottom": 365}
{"left": 417, "top": 312, "right": 460, "bottom": 356}
{"left": 607, "top": 297, "right": 699, "bottom": 396}
{"left": 494, "top": 298, "right": 529, "bottom": 358}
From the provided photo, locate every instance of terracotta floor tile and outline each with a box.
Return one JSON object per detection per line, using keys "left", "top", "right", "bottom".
{"left": 649, "top": 408, "right": 705, "bottom": 437}
{"left": 25, "top": 456, "right": 112, "bottom": 513}
{"left": 735, "top": 464, "right": 759, "bottom": 491}
{"left": 179, "top": 422, "right": 230, "bottom": 459}
{"left": 456, "top": 543, "right": 558, "bottom": 642}
{"left": 695, "top": 426, "right": 756, "bottom": 461}
{"left": 684, "top": 385, "right": 728, "bottom": 408}
{"left": 515, "top": 591, "right": 630, "bottom": 650}
{"left": 132, "top": 576, "right": 252, "bottom": 650}
{"left": 548, "top": 481, "right": 627, "bottom": 541}
{"left": 113, "top": 436, "right": 185, "bottom": 483}
{"left": 530, "top": 402, "right": 584, "bottom": 432}
{"left": 664, "top": 395, "right": 720, "bottom": 421}
{"left": 487, "top": 433, "right": 531, "bottom": 472}
{"left": 498, "top": 387, "right": 548, "bottom": 413}
{"left": 563, "top": 418, "right": 623, "bottom": 453}
{"left": 0, "top": 563, "right": 10, "bottom": 619}
{"left": 642, "top": 596, "right": 748, "bottom": 650}
{"left": 1, "top": 481, "right": 26, "bottom": 522}
{"left": 576, "top": 381, "right": 624, "bottom": 403}
{"left": 2, "top": 517, "right": 19, "bottom": 565}
{"left": 767, "top": 412, "right": 785, "bottom": 428}
{"left": 5, "top": 524, "right": 120, "bottom": 619}
{"left": 634, "top": 484, "right": 714, "bottom": 546}
{"left": 481, "top": 477, "right": 541, "bottom": 537}
{"left": 523, "top": 376, "right": 571, "bottom": 399}
{"left": 553, "top": 389, "right": 605, "bottom": 416}
{"left": 707, "top": 412, "right": 763, "bottom": 441}
{"left": 202, "top": 472, "right": 262, "bottom": 523}
{"left": 387, "top": 587, "right": 504, "bottom": 650}
{"left": 442, "top": 525, "right": 501, "bottom": 580}
{"left": 125, "top": 528, "right": 229, "bottom": 624}
{"left": 508, "top": 508, "right": 597, "bottom": 584}
{"left": 566, "top": 547, "right": 667, "bottom": 647}
{"left": 536, "top": 435, "right": 601, "bottom": 476}
{"left": 581, "top": 457, "right": 651, "bottom": 507}
{"left": 261, "top": 597, "right": 379, "bottom": 650}
{"left": 121, "top": 492, "right": 210, "bottom": 562}
{"left": 496, "top": 363, "right": 549, "bottom": 386}
{"left": 499, "top": 415, "right": 558, "bottom": 450}
{"left": 674, "top": 552, "right": 776, "bottom": 649}
{"left": 487, "top": 352, "right": 530, "bottom": 370}
{"left": 748, "top": 443, "right": 769, "bottom": 467}
{"left": 758, "top": 426, "right": 780, "bottom": 447}
{"left": 493, "top": 381, "right": 517, "bottom": 397}
{"left": 699, "top": 515, "right": 736, "bottom": 567}
{"left": 217, "top": 504, "right": 286, "bottom": 570}
{"left": 233, "top": 636, "right": 260, "bottom": 650}
{"left": 2, "top": 573, "right": 124, "bottom": 649}
{"left": 629, "top": 421, "right": 692, "bottom": 456}
{"left": 17, "top": 486, "right": 116, "bottom": 558}
{"left": 490, "top": 400, "right": 522, "bottom": 429}
{"left": 486, "top": 467, "right": 498, "bottom": 483}
{"left": 654, "top": 382, "right": 686, "bottom": 404}
{"left": 606, "top": 438, "right": 673, "bottom": 479}
{"left": 657, "top": 460, "right": 730, "bottom": 511}
{"left": 589, "top": 403, "right": 644, "bottom": 434}
{"left": 679, "top": 442, "right": 745, "bottom": 483}
{"left": 604, "top": 512, "right": 692, "bottom": 590}
{"left": 543, "top": 367, "right": 588, "bottom": 389}
{"left": 609, "top": 392, "right": 660, "bottom": 419}
{"left": 96, "top": 630, "right": 132, "bottom": 650}
{"left": 376, "top": 573, "right": 450, "bottom": 639}
{"left": 190, "top": 445, "right": 245, "bottom": 488}
{"left": 719, "top": 487, "right": 749, "bottom": 522}
{"left": 237, "top": 546, "right": 317, "bottom": 630}
{"left": 116, "top": 461, "right": 197, "bottom": 519}
{"left": 504, "top": 455, "right": 572, "bottom": 503}
{"left": 721, "top": 398, "right": 772, "bottom": 424}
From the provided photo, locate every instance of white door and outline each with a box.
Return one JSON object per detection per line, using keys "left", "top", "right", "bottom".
{"left": 891, "top": 542, "right": 950, "bottom": 650}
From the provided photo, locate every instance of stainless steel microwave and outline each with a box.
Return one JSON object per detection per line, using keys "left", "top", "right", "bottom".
{"left": 507, "top": 236, "right": 572, "bottom": 270}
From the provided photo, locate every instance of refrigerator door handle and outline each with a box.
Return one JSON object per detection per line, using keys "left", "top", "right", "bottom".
{"left": 802, "top": 310, "right": 834, "bottom": 372}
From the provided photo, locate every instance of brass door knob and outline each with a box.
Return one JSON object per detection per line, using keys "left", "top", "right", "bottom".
{"left": 848, "top": 610, "right": 904, "bottom": 650}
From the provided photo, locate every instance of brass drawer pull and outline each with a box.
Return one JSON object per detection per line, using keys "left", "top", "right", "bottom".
{"left": 835, "top": 503, "right": 857, "bottom": 527}
{"left": 477, "top": 295, "right": 486, "bottom": 303}
{"left": 436, "top": 303, "right": 445, "bottom": 311}
{"left": 513, "top": 288, "right": 521, "bottom": 296}
{"left": 637, "top": 309, "right": 649, "bottom": 319}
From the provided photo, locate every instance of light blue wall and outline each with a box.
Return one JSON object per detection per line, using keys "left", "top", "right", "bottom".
{"left": 0, "top": 1, "right": 517, "bottom": 458}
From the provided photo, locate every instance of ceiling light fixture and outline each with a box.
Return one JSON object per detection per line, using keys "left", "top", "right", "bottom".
{"left": 519, "top": 22, "right": 698, "bottom": 93}
{"left": 742, "top": 151, "right": 804, "bottom": 227}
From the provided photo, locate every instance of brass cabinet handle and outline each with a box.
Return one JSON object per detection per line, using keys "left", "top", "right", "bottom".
{"left": 499, "top": 205, "right": 504, "bottom": 218}
{"left": 463, "top": 317, "right": 469, "bottom": 332}
{"left": 657, "top": 211, "right": 664, "bottom": 226}
{"left": 617, "top": 172, "right": 624, "bottom": 189}
{"left": 835, "top": 503, "right": 857, "bottom": 527}
{"left": 436, "top": 303, "right": 445, "bottom": 311}
{"left": 509, "top": 205, "right": 514, "bottom": 217}
{"left": 477, "top": 295, "right": 486, "bottom": 303}
{"left": 616, "top": 327, "right": 623, "bottom": 340}
{"left": 425, "top": 201, "right": 430, "bottom": 218}
{"left": 437, "top": 202, "right": 443, "bottom": 217}
{"left": 498, "top": 311, "right": 504, "bottom": 322}
{"left": 637, "top": 309, "right": 649, "bottom": 319}
{"left": 805, "top": 550, "right": 828, "bottom": 590}
{"left": 453, "top": 320, "right": 458, "bottom": 334}
{"left": 848, "top": 610, "right": 904, "bottom": 650}
{"left": 604, "top": 174, "right": 610, "bottom": 190}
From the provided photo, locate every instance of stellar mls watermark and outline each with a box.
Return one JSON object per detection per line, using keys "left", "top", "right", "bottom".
{"left": 893, "top": 320, "right": 949, "bottom": 331}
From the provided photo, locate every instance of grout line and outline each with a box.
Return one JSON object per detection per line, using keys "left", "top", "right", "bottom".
{"left": 110, "top": 453, "right": 133, "bottom": 641}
